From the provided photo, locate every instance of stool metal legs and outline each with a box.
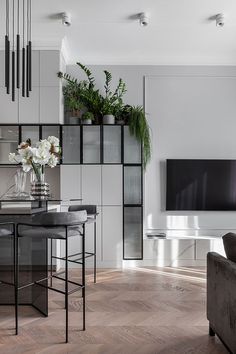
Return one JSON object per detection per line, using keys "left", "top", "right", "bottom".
{"left": 82, "top": 224, "right": 85, "bottom": 331}
{"left": 94, "top": 220, "right": 96, "bottom": 284}
{"left": 14, "top": 229, "right": 18, "bottom": 335}
{"left": 65, "top": 231, "right": 69, "bottom": 343}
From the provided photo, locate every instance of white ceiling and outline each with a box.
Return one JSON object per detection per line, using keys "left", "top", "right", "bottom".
{"left": 1, "top": 0, "right": 236, "bottom": 65}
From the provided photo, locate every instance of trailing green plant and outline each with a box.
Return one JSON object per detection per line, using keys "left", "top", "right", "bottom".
{"left": 81, "top": 111, "right": 94, "bottom": 121}
{"left": 128, "top": 106, "right": 151, "bottom": 169}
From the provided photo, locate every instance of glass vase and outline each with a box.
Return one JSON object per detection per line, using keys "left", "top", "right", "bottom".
{"left": 13, "top": 169, "right": 29, "bottom": 199}
{"left": 30, "top": 166, "right": 50, "bottom": 199}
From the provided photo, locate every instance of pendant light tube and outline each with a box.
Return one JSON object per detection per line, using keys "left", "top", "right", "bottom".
{"left": 5, "top": 0, "right": 10, "bottom": 94}
{"left": 16, "top": 0, "right": 20, "bottom": 89}
{"left": 22, "top": 0, "right": 25, "bottom": 97}
{"left": 28, "top": 0, "right": 32, "bottom": 91}
{"left": 12, "top": 0, "right": 15, "bottom": 102}
{"left": 26, "top": 0, "right": 29, "bottom": 97}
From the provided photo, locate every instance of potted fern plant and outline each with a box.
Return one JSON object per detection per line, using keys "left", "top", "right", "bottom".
{"left": 101, "top": 71, "right": 126, "bottom": 124}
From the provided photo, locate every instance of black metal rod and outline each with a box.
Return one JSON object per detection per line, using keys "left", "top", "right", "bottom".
{"left": 16, "top": 34, "right": 20, "bottom": 88}
{"left": 15, "top": 229, "right": 18, "bottom": 335}
{"left": 26, "top": 44, "right": 29, "bottom": 97}
{"left": 6, "top": 38, "right": 10, "bottom": 94}
{"left": 5, "top": 35, "right": 8, "bottom": 88}
{"left": 12, "top": 51, "right": 15, "bottom": 102}
{"left": 83, "top": 226, "right": 86, "bottom": 330}
{"left": 65, "top": 230, "right": 68, "bottom": 343}
{"left": 94, "top": 218, "right": 97, "bottom": 283}
{"left": 29, "top": 40, "right": 32, "bottom": 91}
{"left": 22, "top": 47, "right": 25, "bottom": 97}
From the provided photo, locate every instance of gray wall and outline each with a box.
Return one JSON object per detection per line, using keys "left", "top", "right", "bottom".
{"left": 67, "top": 64, "right": 236, "bottom": 236}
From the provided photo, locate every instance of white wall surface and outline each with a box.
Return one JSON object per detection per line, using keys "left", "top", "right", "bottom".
{"left": 67, "top": 65, "right": 236, "bottom": 239}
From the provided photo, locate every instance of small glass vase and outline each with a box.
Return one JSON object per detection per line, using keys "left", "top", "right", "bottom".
{"left": 30, "top": 166, "right": 50, "bottom": 199}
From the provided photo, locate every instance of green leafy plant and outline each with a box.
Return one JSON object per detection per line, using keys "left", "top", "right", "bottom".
{"left": 57, "top": 73, "right": 83, "bottom": 115}
{"left": 128, "top": 106, "right": 151, "bottom": 169}
{"left": 101, "top": 71, "right": 127, "bottom": 116}
{"left": 81, "top": 111, "right": 94, "bottom": 121}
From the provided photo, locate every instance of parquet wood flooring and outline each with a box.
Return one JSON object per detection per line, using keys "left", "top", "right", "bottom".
{"left": 0, "top": 267, "right": 228, "bottom": 354}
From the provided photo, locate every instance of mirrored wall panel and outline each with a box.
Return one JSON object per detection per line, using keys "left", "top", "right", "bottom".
{"left": 0, "top": 126, "right": 19, "bottom": 164}
{"left": 123, "top": 126, "right": 141, "bottom": 164}
{"left": 124, "top": 207, "right": 142, "bottom": 259}
{"left": 103, "top": 126, "right": 121, "bottom": 163}
{"left": 83, "top": 126, "right": 100, "bottom": 163}
{"left": 62, "top": 125, "right": 80, "bottom": 164}
{"left": 21, "top": 126, "right": 39, "bottom": 145}
{"left": 124, "top": 166, "right": 142, "bottom": 205}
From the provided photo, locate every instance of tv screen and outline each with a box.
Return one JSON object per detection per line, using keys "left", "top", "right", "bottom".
{"left": 166, "top": 159, "right": 236, "bottom": 211}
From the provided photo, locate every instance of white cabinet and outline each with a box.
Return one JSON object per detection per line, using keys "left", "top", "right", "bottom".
{"left": 19, "top": 88, "right": 40, "bottom": 123}
{"left": 40, "top": 87, "right": 60, "bottom": 123}
{"left": 40, "top": 51, "right": 60, "bottom": 87}
{"left": 144, "top": 239, "right": 195, "bottom": 261}
{"left": 102, "top": 165, "right": 122, "bottom": 206}
{"left": 0, "top": 88, "right": 18, "bottom": 123}
{"left": 60, "top": 165, "right": 81, "bottom": 201}
{"left": 102, "top": 206, "right": 122, "bottom": 261}
{"left": 81, "top": 165, "right": 102, "bottom": 206}
{"left": 0, "top": 52, "right": 5, "bottom": 87}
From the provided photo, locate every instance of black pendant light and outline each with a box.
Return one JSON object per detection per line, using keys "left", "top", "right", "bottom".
{"left": 5, "top": 0, "right": 32, "bottom": 102}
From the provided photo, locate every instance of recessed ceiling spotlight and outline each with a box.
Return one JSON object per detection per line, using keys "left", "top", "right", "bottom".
{"left": 61, "top": 12, "right": 72, "bottom": 26}
{"left": 215, "top": 13, "right": 225, "bottom": 27}
{"left": 139, "top": 12, "right": 149, "bottom": 27}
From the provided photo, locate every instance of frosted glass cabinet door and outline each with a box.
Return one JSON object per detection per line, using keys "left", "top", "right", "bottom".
{"left": 0, "top": 126, "right": 19, "bottom": 164}
{"left": 124, "top": 166, "right": 142, "bottom": 205}
{"left": 103, "top": 126, "right": 121, "bottom": 163}
{"left": 62, "top": 126, "right": 80, "bottom": 164}
{"left": 123, "top": 126, "right": 141, "bottom": 164}
{"left": 83, "top": 126, "right": 100, "bottom": 163}
{"left": 21, "top": 126, "right": 39, "bottom": 145}
{"left": 42, "top": 126, "right": 60, "bottom": 140}
{"left": 124, "top": 207, "right": 143, "bottom": 259}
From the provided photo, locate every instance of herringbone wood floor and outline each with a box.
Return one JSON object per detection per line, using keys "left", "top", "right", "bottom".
{"left": 0, "top": 267, "right": 228, "bottom": 354}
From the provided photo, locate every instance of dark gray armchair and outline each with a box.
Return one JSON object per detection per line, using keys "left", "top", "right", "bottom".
{"left": 207, "top": 233, "right": 236, "bottom": 353}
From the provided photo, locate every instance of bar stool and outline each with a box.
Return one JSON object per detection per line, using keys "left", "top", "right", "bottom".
{"left": 0, "top": 222, "right": 17, "bottom": 333}
{"left": 68, "top": 205, "right": 97, "bottom": 283}
{"left": 16, "top": 211, "right": 87, "bottom": 343}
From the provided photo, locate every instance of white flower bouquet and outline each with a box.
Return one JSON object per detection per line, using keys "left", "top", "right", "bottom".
{"left": 9, "top": 136, "right": 61, "bottom": 182}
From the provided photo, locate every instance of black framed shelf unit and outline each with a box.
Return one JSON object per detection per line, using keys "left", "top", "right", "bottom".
{"left": 0, "top": 123, "right": 143, "bottom": 260}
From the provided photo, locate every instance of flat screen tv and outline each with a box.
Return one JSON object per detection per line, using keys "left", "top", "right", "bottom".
{"left": 166, "top": 159, "right": 236, "bottom": 211}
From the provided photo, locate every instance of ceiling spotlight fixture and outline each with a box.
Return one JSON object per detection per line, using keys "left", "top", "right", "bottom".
{"left": 139, "top": 12, "right": 149, "bottom": 27}
{"left": 215, "top": 13, "right": 225, "bottom": 27}
{"left": 5, "top": 0, "right": 32, "bottom": 102}
{"left": 61, "top": 12, "right": 71, "bottom": 26}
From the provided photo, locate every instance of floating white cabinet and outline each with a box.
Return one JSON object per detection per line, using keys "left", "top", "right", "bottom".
{"left": 143, "top": 239, "right": 195, "bottom": 261}
{"left": 81, "top": 165, "right": 102, "bottom": 206}
{"left": 102, "top": 165, "right": 123, "bottom": 206}
{"left": 102, "top": 206, "right": 122, "bottom": 262}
